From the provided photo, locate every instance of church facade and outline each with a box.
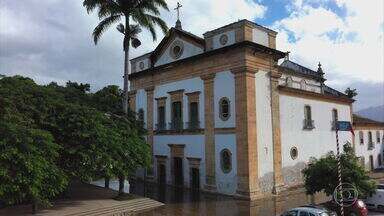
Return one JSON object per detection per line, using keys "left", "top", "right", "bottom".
{"left": 128, "top": 19, "right": 355, "bottom": 200}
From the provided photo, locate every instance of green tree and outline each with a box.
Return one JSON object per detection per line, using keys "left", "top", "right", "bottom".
{"left": 0, "top": 97, "right": 68, "bottom": 213}
{"left": 83, "top": 0, "right": 168, "bottom": 193}
{"left": 344, "top": 87, "right": 358, "bottom": 98}
{"left": 82, "top": 0, "right": 169, "bottom": 114}
{"left": 302, "top": 143, "right": 376, "bottom": 198}
{"left": 93, "top": 85, "right": 123, "bottom": 114}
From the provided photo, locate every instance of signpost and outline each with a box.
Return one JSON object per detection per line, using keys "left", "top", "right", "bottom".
{"left": 335, "top": 121, "right": 354, "bottom": 216}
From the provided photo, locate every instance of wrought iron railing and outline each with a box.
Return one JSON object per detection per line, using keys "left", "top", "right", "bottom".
{"left": 303, "top": 119, "right": 315, "bottom": 130}
{"left": 169, "top": 119, "right": 183, "bottom": 130}
{"left": 185, "top": 121, "right": 200, "bottom": 130}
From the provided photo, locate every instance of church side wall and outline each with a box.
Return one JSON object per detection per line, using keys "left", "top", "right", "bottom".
{"left": 279, "top": 94, "right": 352, "bottom": 187}
{"left": 354, "top": 129, "right": 384, "bottom": 170}
{"left": 254, "top": 70, "right": 274, "bottom": 193}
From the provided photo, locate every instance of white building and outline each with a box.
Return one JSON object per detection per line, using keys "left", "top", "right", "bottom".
{"left": 128, "top": 19, "right": 355, "bottom": 200}
{"left": 354, "top": 114, "right": 384, "bottom": 170}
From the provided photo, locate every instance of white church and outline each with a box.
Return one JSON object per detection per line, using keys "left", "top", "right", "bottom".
{"left": 127, "top": 18, "right": 383, "bottom": 200}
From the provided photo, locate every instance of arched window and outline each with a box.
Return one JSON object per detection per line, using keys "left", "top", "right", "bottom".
{"left": 286, "top": 76, "right": 293, "bottom": 88}
{"left": 300, "top": 79, "right": 307, "bottom": 90}
{"left": 219, "top": 97, "right": 230, "bottom": 121}
{"left": 220, "top": 149, "right": 232, "bottom": 173}
{"left": 376, "top": 131, "right": 381, "bottom": 143}
{"left": 290, "top": 147, "right": 298, "bottom": 160}
{"left": 331, "top": 109, "right": 338, "bottom": 130}
{"left": 359, "top": 131, "right": 364, "bottom": 144}
{"left": 138, "top": 108, "right": 144, "bottom": 122}
{"left": 368, "top": 131, "right": 373, "bottom": 143}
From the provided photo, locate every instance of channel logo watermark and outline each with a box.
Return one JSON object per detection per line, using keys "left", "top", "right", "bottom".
{"left": 333, "top": 183, "right": 358, "bottom": 207}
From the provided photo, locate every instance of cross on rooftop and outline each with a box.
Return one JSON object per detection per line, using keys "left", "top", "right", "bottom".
{"left": 174, "top": 2, "right": 183, "bottom": 29}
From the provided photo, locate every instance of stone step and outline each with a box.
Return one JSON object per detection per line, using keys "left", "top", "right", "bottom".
{"left": 90, "top": 199, "right": 163, "bottom": 216}
{"left": 66, "top": 198, "right": 155, "bottom": 216}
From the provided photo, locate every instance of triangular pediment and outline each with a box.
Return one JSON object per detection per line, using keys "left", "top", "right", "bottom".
{"left": 152, "top": 28, "right": 205, "bottom": 67}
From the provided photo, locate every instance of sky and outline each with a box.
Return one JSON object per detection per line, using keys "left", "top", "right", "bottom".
{"left": 0, "top": 0, "right": 383, "bottom": 111}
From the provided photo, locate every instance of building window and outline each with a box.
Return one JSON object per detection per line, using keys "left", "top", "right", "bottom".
{"left": 290, "top": 147, "right": 298, "bottom": 160}
{"left": 219, "top": 97, "right": 230, "bottom": 121}
{"left": 169, "top": 41, "right": 184, "bottom": 59}
{"left": 359, "top": 131, "right": 364, "bottom": 145}
{"left": 368, "top": 131, "right": 374, "bottom": 150}
{"left": 303, "top": 105, "right": 314, "bottom": 130}
{"left": 379, "top": 154, "right": 382, "bottom": 167}
{"left": 219, "top": 34, "right": 228, "bottom": 45}
{"left": 220, "top": 149, "right": 232, "bottom": 173}
{"left": 331, "top": 109, "right": 338, "bottom": 130}
{"left": 300, "top": 79, "right": 307, "bottom": 90}
{"left": 157, "top": 106, "right": 166, "bottom": 130}
{"left": 170, "top": 101, "right": 182, "bottom": 130}
{"left": 286, "top": 76, "right": 293, "bottom": 88}
{"left": 138, "top": 108, "right": 144, "bottom": 124}
{"left": 376, "top": 131, "right": 381, "bottom": 143}
{"left": 188, "top": 102, "right": 199, "bottom": 129}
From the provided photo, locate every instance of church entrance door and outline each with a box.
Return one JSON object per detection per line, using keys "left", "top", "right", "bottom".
{"left": 191, "top": 168, "right": 200, "bottom": 190}
{"left": 174, "top": 157, "right": 183, "bottom": 186}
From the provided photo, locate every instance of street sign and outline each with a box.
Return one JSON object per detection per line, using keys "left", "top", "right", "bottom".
{"left": 336, "top": 121, "right": 352, "bottom": 131}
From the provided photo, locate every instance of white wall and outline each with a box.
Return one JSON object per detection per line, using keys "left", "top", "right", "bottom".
{"left": 255, "top": 70, "right": 275, "bottom": 192}
{"left": 154, "top": 37, "right": 203, "bottom": 67}
{"left": 153, "top": 77, "right": 205, "bottom": 129}
{"left": 214, "top": 71, "right": 236, "bottom": 128}
{"left": 252, "top": 28, "right": 269, "bottom": 47}
{"left": 211, "top": 30, "right": 236, "bottom": 50}
{"left": 279, "top": 73, "right": 322, "bottom": 93}
{"left": 215, "top": 134, "right": 237, "bottom": 195}
{"left": 355, "top": 129, "right": 384, "bottom": 170}
{"left": 280, "top": 94, "right": 352, "bottom": 185}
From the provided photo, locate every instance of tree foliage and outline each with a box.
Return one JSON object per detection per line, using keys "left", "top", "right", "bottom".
{"left": 344, "top": 87, "right": 358, "bottom": 98}
{"left": 302, "top": 143, "right": 376, "bottom": 198}
{"left": 0, "top": 76, "right": 149, "bottom": 209}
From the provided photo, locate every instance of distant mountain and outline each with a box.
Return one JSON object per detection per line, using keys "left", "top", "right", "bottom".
{"left": 356, "top": 105, "right": 384, "bottom": 122}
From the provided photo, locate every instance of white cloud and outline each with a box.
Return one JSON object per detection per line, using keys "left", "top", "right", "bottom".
{"left": 131, "top": 0, "right": 266, "bottom": 57}
{"left": 273, "top": 0, "right": 384, "bottom": 84}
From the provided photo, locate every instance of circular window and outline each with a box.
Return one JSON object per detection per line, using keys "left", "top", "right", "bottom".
{"left": 290, "top": 147, "right": 298, "bottom": 160}
{"left": 139, "top": 61, "right": 145, "bottom": 70}
{"left": 169, "top": 41, "right": 184, "bottom": 59}
{"left": 219, "top": 34, "right": 228, "bottom": 45}
{"left": 219, "top": 97, "right": 230, "bottom": 121}
{"left": 220, "top": 149, "right": 232, "bottom": 173}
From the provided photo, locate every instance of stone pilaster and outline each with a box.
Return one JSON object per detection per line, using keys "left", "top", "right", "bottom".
{"left": 232, "top": 66, "right": 260, "bottom": 200}
{"left": 128, "top": 90, "right": 137, "bottom": 112}
{"left": 201, "top": 73, "right": 216, "bottom": 191}
{"left": 145, "top": 86, "right": 155, "bottom": 177}
{"left": 270, "top": 70, "right": 285, "bottom": 194}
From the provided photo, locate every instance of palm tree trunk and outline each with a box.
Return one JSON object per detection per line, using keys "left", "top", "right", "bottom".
{"left": 104, "top": 177, "right": 110, "bottom": 188}
{"left": 118, "top": 175, "right": 125, "bottom": 195}
{"left": 122, "top": 17, "right": 130, "bottom": 114}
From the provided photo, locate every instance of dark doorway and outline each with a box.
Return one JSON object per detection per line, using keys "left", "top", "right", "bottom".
{"left": 158, "top": 163, "right": 166, "bottom": 185}
{"left": 174, "top": 157, "right": 183, "bottom": 186}
{"left": 369, "top": 155, "right": 374, "bottom": 171}
{"left": 191, "top": 168, "right": 200, "bottom": 190}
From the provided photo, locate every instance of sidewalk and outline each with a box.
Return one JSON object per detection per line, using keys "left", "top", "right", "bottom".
{"left": 0, "top": 181, "right": 164, "bottom": 216}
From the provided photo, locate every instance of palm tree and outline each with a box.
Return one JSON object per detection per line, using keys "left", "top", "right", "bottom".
{"left": 83, "top": 0, "right": 169, "bottom": 195}
{"left": 83, "top": 0, "right": 169, "bottom": 114}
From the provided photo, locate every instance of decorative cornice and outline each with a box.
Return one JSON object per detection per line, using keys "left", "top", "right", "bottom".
{"left": 200, "top": 73, "right": 216, "bottom": 81}
{"left": 270, "top": 70, "right": 282, "bottom": 79}
{"left": 145, "top": 86, "right": 155, "bottom": 92}
{"left": 278, "top": 86, "right": 354, "bottom": 104}
{"left": 185, "top": 91, "right": 201, "bottom": 96}
{"left": 154, "top": 155, "right": 168, "bottom": 159}
{"left": 186, "top": 157, "right": 202, "bottom": 161}
{"left": 167, "top": 144, "right": 185, "bottom": 148}
{"left": 230, "top": 65, "right": 259, "bottom": 75}
{"left": 128, "top": 90, "right": 137, "bottom": 96}
{"left": 167, "top": 89, "right": 185, "bottom": 95}
{"left": 155, "top": 96, "right": 167, "bottom": 101}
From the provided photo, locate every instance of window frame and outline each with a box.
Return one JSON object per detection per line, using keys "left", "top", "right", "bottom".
{"left": 220, "top": 149, "right": 232, "bottom": 174}
{"left": 219, "top": 97, "right": 231, "bottom": 121}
